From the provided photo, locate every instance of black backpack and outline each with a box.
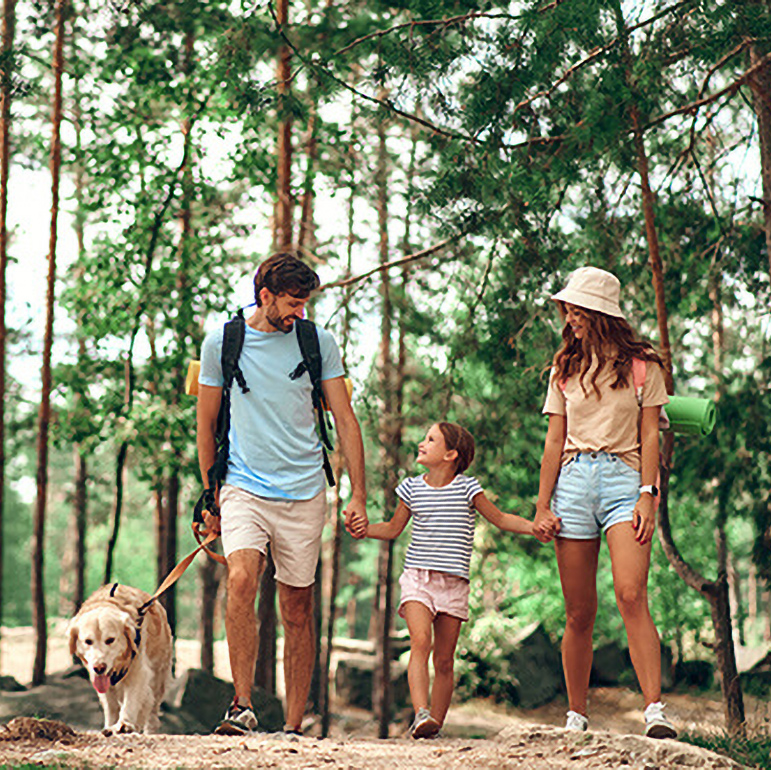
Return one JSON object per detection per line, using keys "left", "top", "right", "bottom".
{"left": 193, "top": 310, "right": 336, "bottom": 524}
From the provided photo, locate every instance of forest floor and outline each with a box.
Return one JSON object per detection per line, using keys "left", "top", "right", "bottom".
{"left": 0, "top": 626, "right": 768, "bottom": 768}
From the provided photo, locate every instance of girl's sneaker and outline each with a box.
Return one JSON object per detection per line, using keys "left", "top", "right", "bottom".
{"left": 644, "top": 702, "right": 677, "bottom": 739}
{"left": 565, "top": 710, "right": 588, "bottom": 731}
{"left": 409, "top": 707, "right": 441, "bottom": 739}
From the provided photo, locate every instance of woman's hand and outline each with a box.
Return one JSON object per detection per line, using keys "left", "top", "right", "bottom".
{"left": 534, "top": 502, "right": 561, "bottom": 543}
{"left": 632, "top": 494, "right": 656, "bottom": 545}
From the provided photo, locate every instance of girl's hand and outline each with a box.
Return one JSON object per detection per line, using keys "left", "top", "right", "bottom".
{"left": 632, "top": 494, "right": 656, "bottom": 545}
{"left": 348, "top": 511, "right": 368, "bottom": 539}
{"left": 534, "top": 503, "right": 561, "bottom": 543}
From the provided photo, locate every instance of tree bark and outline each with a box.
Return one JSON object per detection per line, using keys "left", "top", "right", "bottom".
{"left": 747, "top": 40, "right": 771, "bottom": 277}
{"left": 32, "top": 0, "right": 66, "bottom": 686}
{"left": 274, "top": 0, "right": 292, "bottom": 250}
{"left": 0, "top": 0, "right": 17, "bottom": 665}
{"left": 255, "top": 550, "right": 277, "bottom": 694}
{"left": 613, "top": 2, "right": 745, "bottom": 732}
{"left": 373, "top": 114, "right": 397, "bottom": 739}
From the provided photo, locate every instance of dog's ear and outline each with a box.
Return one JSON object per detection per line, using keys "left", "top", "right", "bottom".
{"left": 68, "top": 621, "right": 80, "bottom": 658}
{"left": 122, "top": 612, "right": 139, "bottom": 657}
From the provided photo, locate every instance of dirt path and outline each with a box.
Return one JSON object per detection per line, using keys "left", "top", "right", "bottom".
{"left": 0, "top": 718, "right": 744, "bottom": 769}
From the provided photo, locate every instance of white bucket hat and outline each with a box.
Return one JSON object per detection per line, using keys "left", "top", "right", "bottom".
{"left": 550, "top": 266, "right": 625, "bottom": 319}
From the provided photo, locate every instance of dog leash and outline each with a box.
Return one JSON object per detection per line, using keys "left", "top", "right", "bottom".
{"left": 136, "top": 528, "right": 220, "bottom": 615}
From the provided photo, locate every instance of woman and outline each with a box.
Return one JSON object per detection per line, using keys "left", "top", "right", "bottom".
{"left": 535, "top": 266, "right": 677, "bottom": 739}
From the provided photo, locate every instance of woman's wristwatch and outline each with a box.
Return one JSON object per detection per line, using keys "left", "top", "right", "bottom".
{"left": 640, "top": 484, "right": 659, "bottom": 497}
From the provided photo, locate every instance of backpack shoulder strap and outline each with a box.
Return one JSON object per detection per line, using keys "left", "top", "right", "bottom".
{"left": 631, "top": 358, "right": 646, "bottom": 405}
{"left": 293, "top": 319, "right": 336, "bottom": 486}
{"left": 221, "top": 309, "right": 249, "bottom": 394}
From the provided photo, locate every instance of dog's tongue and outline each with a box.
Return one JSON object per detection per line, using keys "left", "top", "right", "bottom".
{"left": 93, "top": 674, "right": 111, "bottom": 694}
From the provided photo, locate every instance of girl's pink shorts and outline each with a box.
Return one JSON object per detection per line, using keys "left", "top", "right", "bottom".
{"left": 397, "top": 568, "right": 470, "bottom": 622}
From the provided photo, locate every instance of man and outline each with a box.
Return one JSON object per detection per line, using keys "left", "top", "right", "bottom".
{"left": 196, "top": 253, "right": 367, "bottom": 736}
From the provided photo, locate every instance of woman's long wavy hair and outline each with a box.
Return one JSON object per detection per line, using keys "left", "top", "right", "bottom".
{"left": 552, "top": 302, "right": 664, "bottom": 399}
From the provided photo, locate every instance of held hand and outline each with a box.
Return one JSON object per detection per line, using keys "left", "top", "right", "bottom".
{"left": 534, "top": 503, "right": 561, "bottom": 543}
{"left": 632, "top": 494, "right": 656, "bottom": 545}
{"left": 202, "top": 508, "right": 222, "bottom": 537}
{"left": 344, "top": 499, "right": 368, "bottom": 539}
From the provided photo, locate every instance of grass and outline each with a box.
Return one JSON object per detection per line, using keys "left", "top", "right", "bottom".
{"left": 680, "top": 729, "right": 771, "bottom": 769}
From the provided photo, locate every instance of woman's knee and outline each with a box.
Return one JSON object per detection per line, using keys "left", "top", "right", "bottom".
{"left": 565, "top": 603, "right": 597, "bottom": 633}
{"left": 615, "top": 584, "right": 648, "bottom": 615}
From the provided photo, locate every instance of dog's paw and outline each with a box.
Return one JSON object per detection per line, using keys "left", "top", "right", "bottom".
{"left": 116, "top": 721, "right": 137, "bottom": 734}
{"left": 102, "top": 727, "right": 114, "bottom": 737}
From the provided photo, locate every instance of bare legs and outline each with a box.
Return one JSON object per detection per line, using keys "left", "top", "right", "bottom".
{"left": 225, "top": 548, "right": 316, "bottom": 731}
{"left": 225, "top": 549, "right": 265, "bottom": 705}
{"left": 555, "top": 523, "right": 661, "bottom": 717}
{"left": 402, "top": 601, "right": 462, "bottom": 725}
{"left": 278, "top": 582, "right": 315, "bottom": 731}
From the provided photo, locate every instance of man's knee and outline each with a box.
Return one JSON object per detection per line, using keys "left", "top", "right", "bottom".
{"left": 227, "top": 563, "right": 261, "bottom": 605}
{"left": 279, "top": 584, "right": 314, "bottom": 632}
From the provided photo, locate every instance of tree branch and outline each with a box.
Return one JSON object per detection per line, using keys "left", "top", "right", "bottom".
{"left": 319, "top": 235, "right": 459, "bottom": 291}
{"left": 645, "top": 49, "right": 771, "bottom": 131}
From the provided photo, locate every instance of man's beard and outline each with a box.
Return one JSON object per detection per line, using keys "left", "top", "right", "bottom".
{"left": 266, "top": 306, "right": 294, "bottom": 334}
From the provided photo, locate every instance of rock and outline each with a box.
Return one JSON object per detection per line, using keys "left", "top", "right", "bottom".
{"left": 333, "top": 654, "right": 409, "bottom": 712}
{"left": 165, "top": 668, "right": 284, "bottom": 733}
{"left": 503, "top": 623, "right": 563, "bottom": 709}
{"left": 0, "top": 676, "right": 25, "bottom": 693}
{"left": 674, "top": 660, "right": 714, "bottom": 690}
{"left": 590, "top": 642, "right": 629, "bottom": 686}
{"left": 0, "top": 716, "right": 76, "bottom": 742}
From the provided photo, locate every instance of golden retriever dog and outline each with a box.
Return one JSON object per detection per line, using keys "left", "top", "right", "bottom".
{"left": 69, "top": 583, "right": 173, "bottom": 735}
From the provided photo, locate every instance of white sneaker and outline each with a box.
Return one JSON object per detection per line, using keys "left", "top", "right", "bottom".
{"left": 409, "top": 707, "right": 441, "bottom": 739}
{"left": 644, "top": 701, "right": 677, "bottom": 739}
{"left": 214, "top": 701, "right": 259, "bottom": 735}
{"left": 565, "top": 710, "right": 588, "bottom": 731}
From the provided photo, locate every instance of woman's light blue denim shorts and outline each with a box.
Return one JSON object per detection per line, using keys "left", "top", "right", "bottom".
{"left": 552, "top": 451, "right": 641, "bottom": 540}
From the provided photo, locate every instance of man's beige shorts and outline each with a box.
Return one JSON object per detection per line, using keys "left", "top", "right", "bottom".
{"left": 219, "top": 484, "right": 326, "bottom": 588}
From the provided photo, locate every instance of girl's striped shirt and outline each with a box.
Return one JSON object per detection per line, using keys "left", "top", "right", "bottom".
{"left": 396, "top": 474, "right": 483, "bottom": 580}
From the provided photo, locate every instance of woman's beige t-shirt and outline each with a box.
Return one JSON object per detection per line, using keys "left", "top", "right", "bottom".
{"left": 542, "top": 359, "right": 669, "bottom": 471}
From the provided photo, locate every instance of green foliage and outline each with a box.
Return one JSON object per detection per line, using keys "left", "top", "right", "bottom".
{"left": 680, "top": 729, "right": 771, "bottom": 770}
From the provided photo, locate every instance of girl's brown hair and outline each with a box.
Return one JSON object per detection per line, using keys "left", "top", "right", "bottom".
{"left": 552, "top": 302, "right": 664, "bottom": 398}
{"left": 436, "top": 422, "right": 475, "bottom": 475}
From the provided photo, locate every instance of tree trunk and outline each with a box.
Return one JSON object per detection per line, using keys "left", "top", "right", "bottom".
{"left": 199, "top": 556, "right": 220, "bottom": 674}
{"left": 747, "top": 41, "right": 771, "bottom": 277}
{"left": 373, "top": 114, "right": 397, "bottom": 739}
{"left": 32, "top": 0, "right": 66, "bottom": 686}
{"left": 255, "top": 550, "right": 277, "bottom": 694}
{"left": 613, "top": 2, "right": 745, "bottom": 732}
{"left": 0, "top": 0, "right": 17, "bottom": 666}
{"left": 274, "top": 0, "right": 292, "bottom": 250}
{"left": 297, "top": 107, "right": 317, "bottom": 256}
{"left": 104, "top": 440, "right": 128, "bottom": 584}
{"left": 161, "top": 470, "right": 179, "bottom": 637}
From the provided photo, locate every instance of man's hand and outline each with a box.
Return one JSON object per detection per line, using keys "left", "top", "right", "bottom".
{"left": 201, "top": 488, "right": 221, "bottom": 536}
{"left": 344, "top": 498, "right": 368, "bottom": 539}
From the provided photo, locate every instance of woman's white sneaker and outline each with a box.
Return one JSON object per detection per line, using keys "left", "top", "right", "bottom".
{"left": 565, "top": 710, "right": 588, "bottom": 731}
{"left": 644, "top": 701, "right": 677, "bottom": 739}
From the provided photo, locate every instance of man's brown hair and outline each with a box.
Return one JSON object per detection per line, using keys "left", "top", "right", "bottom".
{"left": 254, "top": 253, "right": 320, "bottom": 306}
{"left": 436, "top": 422, "right": 475, "bottom": 475}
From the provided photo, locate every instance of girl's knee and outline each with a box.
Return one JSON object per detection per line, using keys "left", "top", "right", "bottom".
{"left": 432, "top": 652, "right": 454, "bottom": 677}
{"left": 410, "top": 632, "right": 432, "bottom": 658}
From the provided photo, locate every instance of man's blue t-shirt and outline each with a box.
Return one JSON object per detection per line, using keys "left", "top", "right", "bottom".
{"left": 199, "top": 320, "right": 344, "bottom": 501}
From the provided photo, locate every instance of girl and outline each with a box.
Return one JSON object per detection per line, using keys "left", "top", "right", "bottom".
{"left": 364, "top": 421, "right": 557, "bottom": 739}
{"left": 534, "top": 266, "right": 677, "bottom": 739}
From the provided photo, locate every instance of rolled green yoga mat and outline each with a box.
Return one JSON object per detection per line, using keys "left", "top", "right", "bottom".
{"left": 664, "top": 396, "right": 716, "bottom": 436}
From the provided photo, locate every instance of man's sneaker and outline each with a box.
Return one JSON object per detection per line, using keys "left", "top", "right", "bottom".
{"left": 565, "top": 710, "right": 589, "bottom": 731}
{"left": 409, "top": 707, "right": 441, "bottom": 739}
{"left": 214, "top": 701, "right": 259, "bottom": 735}
{"left": 644, "top": 701, "right": 677, "bottom": 739}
